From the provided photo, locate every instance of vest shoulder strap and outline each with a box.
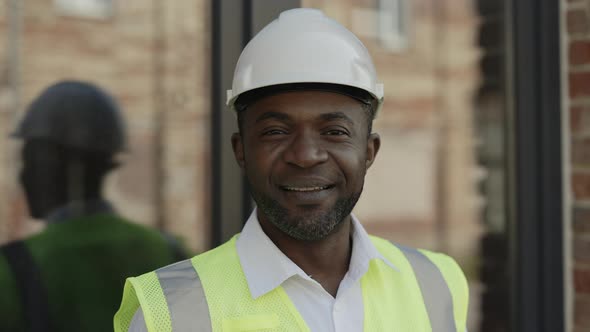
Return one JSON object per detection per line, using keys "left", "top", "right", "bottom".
{"left": 115, "top": 259, "right": 211, "bottom": 332}
{"left": 1, "top": 240, "right": 51, "bottom": 332}
{"left": 155, "top": 259, "right": 211, "bottom": 331}
{"left": 370, "top": 236, "right": 468, "bottom": 332}
{"left": 395, "top": 243, "right": 458, "bottom": 332}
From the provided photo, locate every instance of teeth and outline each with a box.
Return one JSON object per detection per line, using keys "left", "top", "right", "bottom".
{"left": 284, "top": 186, "right": 329, "bottom": 192}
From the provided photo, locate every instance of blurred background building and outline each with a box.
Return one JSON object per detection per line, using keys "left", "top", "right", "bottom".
{"left": 0, "top": 0, "right": 213, "bottom": 253}
{"left": 0, "top": 0, "right": 580, "bottom": 331}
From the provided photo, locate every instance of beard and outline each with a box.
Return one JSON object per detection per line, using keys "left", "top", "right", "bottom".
{"left": 250, "top": 185, "right": 362, "bottom": 241}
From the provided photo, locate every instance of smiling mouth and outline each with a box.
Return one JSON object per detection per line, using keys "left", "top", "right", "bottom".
{"left": 280, "top": 185, "right": 334, "bottom": 192}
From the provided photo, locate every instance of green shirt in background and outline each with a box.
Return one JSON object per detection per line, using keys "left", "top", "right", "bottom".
{"left": 0, "top": 213, "right": 186, "bottom": 332}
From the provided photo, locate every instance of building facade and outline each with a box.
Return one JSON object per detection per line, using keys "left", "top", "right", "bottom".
{"left": 0, "top": 0, "right": 584, "bottom": 331}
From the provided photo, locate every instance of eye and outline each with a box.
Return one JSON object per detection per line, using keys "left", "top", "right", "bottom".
{"left": 262, "top": 128, "right": 288, "bottom": 136}
{"left": 323, "top": 128, "right": 350, "bottom": 136}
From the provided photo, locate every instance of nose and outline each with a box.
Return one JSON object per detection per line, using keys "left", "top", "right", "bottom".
{"left": 283, "top": 131, "right": 328, "bottom": 168}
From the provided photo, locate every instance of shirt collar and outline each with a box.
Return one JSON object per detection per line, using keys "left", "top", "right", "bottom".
{"left": 236, "top": 208, "right": 399, "bottom": 299}
{"left": 347, "top": 213, "right": 399, "bottom": 281}
{"left": 45, "top": 199, "right": 115, "bottom": 223}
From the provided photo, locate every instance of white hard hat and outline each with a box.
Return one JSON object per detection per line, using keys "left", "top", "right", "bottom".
{"left": 227, "top": 8, "right": 384, "bottom": 112}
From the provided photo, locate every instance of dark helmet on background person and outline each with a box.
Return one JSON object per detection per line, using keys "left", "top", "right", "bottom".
{"left": 13, "top": 80, "right": 126, "bottom": 154}
{"left": 13, "top": 80, "right": 127, "bottom": 219}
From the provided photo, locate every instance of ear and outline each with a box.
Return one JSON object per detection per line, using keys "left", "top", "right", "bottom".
{"left": 231, "top": 132, "right": 245, "bottom": 170}
{"left": 365, "top": 133, "right": 381, "bottom": 170}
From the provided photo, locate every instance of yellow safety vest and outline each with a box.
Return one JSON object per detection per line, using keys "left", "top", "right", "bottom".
{"left": 114, "top": 235, "right": 468, "bottom": 332}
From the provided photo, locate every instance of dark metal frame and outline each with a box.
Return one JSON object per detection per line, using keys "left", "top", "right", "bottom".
{"left": 211, "top": 0, "right": 246, "bottom": 246}
{"left": 211, "top": 0, "right": 300, "bottom": 247}
{"left": 210, "top": 0, "right": 222, "bottom": 247}
{"left": 510, "top": 0, "right": 564, "bottom": 330}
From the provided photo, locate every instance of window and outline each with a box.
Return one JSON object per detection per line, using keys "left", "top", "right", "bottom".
{"left": 377, "top": 0, "right": 410, "bottom": 52}
{"left": 54, "top": 0, "right": 114, "bottom": 20}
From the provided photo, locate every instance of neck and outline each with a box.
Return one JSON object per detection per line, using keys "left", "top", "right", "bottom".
{"left": 41, "top": 189, "right": 103, "bottom": 216}
{"left": 259, "top": 214, "right": 353, "bottom": 297}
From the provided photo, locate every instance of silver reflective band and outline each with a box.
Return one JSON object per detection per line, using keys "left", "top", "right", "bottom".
{"left": 155, "top": 260, "right": 212, "bottom": 332}
{"left": 129, "top": 309, "right": 147, "bottom": 332}
{"left": 396, "top": 244, "right": 457, "bottom": 332}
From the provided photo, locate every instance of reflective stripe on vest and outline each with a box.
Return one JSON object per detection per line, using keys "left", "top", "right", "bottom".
{"left": 395, "top": 244, "right": 457, "bottom": 332}
{"left": 151, "top": 242, "right": 457, "bottom": 331}
{"left": 155, "top": 260, "right": 211, "bottom": 331}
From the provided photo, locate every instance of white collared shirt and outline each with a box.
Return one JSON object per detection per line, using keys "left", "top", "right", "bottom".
{"left": 236, "top": 209, "right": 398, "bottom": 332}
{"left": 129, "top": 209, "right": 398, "bottom": 331}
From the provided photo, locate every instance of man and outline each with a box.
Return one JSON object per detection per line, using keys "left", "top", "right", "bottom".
{"left": 0, "top": 81, "right": 186, "bottom": 332}
{"left": 115, "top": 8, "right": 468, "bottom": 332}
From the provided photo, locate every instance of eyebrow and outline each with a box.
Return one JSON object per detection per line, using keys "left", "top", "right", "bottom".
{"left": 254, "top": 111, "right": 355, "bottom": 126}
{"left": 255, "top": 111, "right": 291, "bottom": 124}
{"left": 320, "top": 112, "right": 354, "bottom": 126}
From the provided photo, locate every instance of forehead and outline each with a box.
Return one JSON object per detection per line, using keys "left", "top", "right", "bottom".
{"left": 244, "top": 90, "right": 366, "bottom": 120}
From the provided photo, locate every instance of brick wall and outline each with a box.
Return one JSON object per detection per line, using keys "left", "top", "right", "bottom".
{"left": 567, "top": 0, "right": 590, "bottom": 330}
{"left": 301, "top": 0, "right": 481, "bottom": 254}
{"left": 301, "top": 1, "right": 482, "bottom": 330}
{"left": 0, "top": 0, "right": 211, "bottom": 253}
{"left": 0, "top": 0, "right": 483, "bottom": 262}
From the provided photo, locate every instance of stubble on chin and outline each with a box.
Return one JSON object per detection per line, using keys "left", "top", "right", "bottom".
{"left": 252, "top": 190, "right": 362, "bottom": 241}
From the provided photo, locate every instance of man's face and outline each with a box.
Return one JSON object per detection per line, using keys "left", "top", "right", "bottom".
{"left": 232, "top": 90, "right": 380, "bottom": 241}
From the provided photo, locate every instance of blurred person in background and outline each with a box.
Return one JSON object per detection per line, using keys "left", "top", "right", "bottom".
{"left": 115, "top": 9, "right": 468, "bottom": 332}
{"left": 0, "top": 80, "right": 187, "bottom": 332}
